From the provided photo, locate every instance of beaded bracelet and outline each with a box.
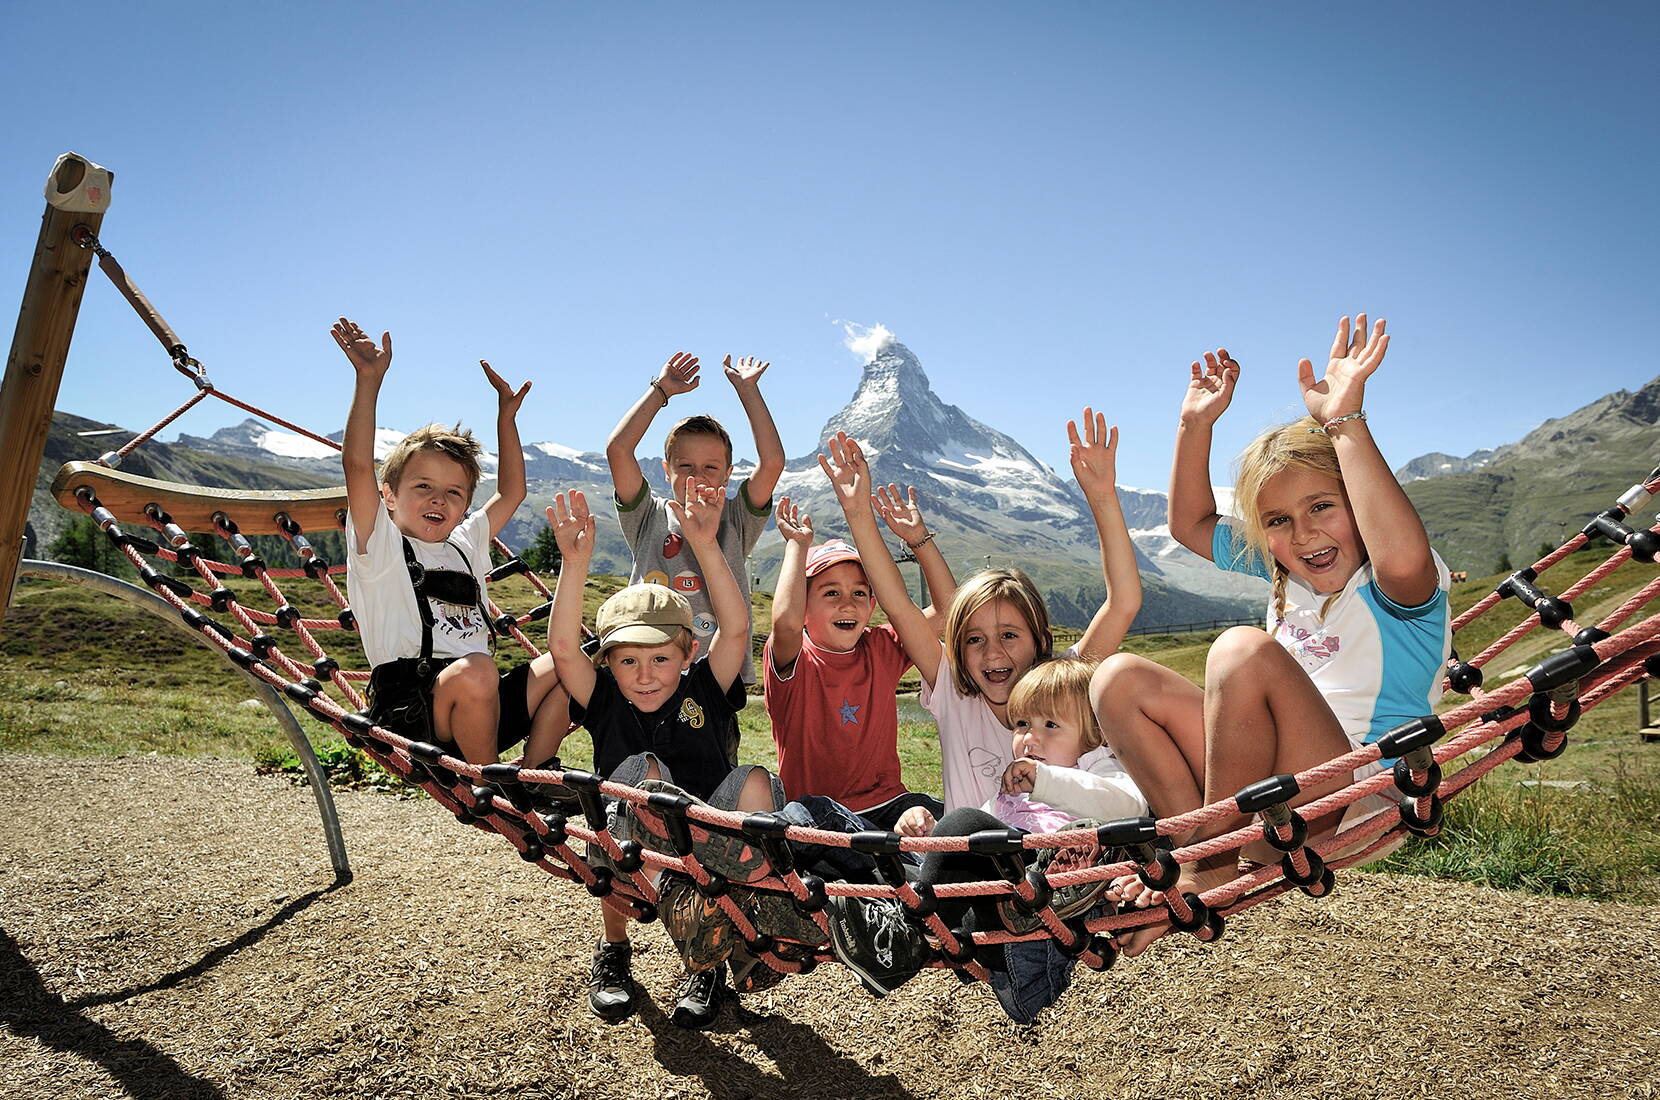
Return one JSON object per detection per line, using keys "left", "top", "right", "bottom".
{"left": 907, "top": 532, "right": 936, "bottom": 550}
{"left": 1308, "top": 410, "right": 1366, "bottom": 435}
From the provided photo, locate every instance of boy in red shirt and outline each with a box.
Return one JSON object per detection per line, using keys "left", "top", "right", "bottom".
{"left": 764, "top": 492, "right": 955, "bottom": 874}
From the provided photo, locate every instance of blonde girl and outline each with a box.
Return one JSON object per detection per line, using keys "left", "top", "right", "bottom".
{"left": 817, "top": 408, "right": 1144, "bottom": 828}
{"left": 1090, "top": 315, "right": 1451, "bottom": 955}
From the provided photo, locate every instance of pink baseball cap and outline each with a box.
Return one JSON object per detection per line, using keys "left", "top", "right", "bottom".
{"left": 804, "top": 538, "right": 863, "bottom": 578}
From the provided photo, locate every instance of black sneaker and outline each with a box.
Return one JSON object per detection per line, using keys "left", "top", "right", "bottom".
{"left": 824, "top": 897, "right": 931, "bottom": 997}
{"left": 587, "top": 939, "right": 636, "bottom": 1021}
{"left": 995, "top": 823, "right": 1120, "bottom": 934}
{"left": 669, "top": 962, "right": 726, "bottom": 1029}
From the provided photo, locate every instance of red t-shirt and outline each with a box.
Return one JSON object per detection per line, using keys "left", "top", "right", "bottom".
{"left": 763, "top": 624, "right": 913, "bottom": 812}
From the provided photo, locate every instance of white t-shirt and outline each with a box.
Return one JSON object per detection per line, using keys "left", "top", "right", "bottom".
{"left": 345, "top": 498, "right": 493, "bottom": 669}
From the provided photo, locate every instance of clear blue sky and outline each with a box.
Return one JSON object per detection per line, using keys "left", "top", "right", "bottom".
{"left": 5, "top": 2, "right": 1657, "bottom": 492}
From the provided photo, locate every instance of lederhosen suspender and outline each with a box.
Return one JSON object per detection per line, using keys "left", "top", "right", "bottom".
{"left": 401, "top": 536, "right": 494, "bottom": 676}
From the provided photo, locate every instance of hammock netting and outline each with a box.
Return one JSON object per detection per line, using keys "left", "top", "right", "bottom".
{"left": 39, "top": 228, "right": 1660, "bottom": 991}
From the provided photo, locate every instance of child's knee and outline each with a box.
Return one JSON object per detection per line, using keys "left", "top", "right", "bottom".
{"left": 436, "top": 655, "right": 500, "bottom": 705}
{"left": 1091, "top": 652, "right": 1154, "bottom": 712}
{"left": 1204, "top": 626, "right": 1280, "bottom": 680}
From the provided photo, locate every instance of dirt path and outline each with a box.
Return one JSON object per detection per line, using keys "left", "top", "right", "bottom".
{"left": 3, "top": 752, "right": 1657, "bottom": 1100}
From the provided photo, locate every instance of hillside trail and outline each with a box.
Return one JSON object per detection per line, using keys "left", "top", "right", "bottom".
{"left": 2, "top": 752, "right": 1656, "bottom": 1100}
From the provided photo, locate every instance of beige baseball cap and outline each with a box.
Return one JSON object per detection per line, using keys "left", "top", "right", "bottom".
{"left": 593, "top": 583, "right": 693, "bottom": 662}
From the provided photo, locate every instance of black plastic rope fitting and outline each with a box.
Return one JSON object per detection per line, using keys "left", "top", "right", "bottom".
{"left": 1497, "top": 568, "right": 1574, "bottom": 628}
{"left": 560, "top": 770, "right": 609, "bottom": 831}
{"left": 792, "top": 875, "right": 828, "bottom": 915}
{"left": 1583, "top": 508, "right": 1660, "bottom": 563}
{"left": 139, "top": 565, "right": 194, "bottom": 599}
{"left": 644, "top": 789, "right": 696, "bottom": 855}
{"left": 487, "top": 556, "right": 530, "bottom": 582}
{"left": 1525, "top": 645, "right": 1600, "bottom": 693}
{"left": 1398, "top": 793, "right": 1444, "bottom": 836}
{"left": 1447, "top": 660, "right": 1484, "bottom": 693}
{"left": 1392, "top": 749, "right": 1443, "bottom": 798}
{"left": 1235, "top": 773, "right": 1300, "bottom": 815}
{"left": 273, "top": 605, "right": 300, "bottom": 629}
{"left": 1375, "top": 714, "right": 1447, "bottom": 758}
{"left": 746, "top": 815, "right": 797, "bottom": 876}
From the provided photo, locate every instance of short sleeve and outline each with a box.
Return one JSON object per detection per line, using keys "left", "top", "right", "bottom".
{"left": 613, "top": 481, "right": 655, "bottom": 548}
{"left": 1212, "top": 519, "right": 1273, "bottom": 581}
{"left": 1369, "top": 552, "right": 1453, "bottom": 621}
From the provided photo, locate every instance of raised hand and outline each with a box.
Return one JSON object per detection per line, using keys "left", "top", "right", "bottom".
{"left": 723, "top": 354, "right": 769, "bottom": 391}
{"left": 669, "top": 478, "right": 723, "bottom": 546}
{"left": 776, "top": 496, "right": 814, "bottom": 545}
{"left": 1298, "top": 314, "right": 1388, "bottom": 425}
{"left": 1179, "top": 349, "right": 1239, "bottom": 428}
{"left": 331, "top": 318, "right": 392, "bottom": 377}
{"left": 816, "top": 432, "right": 873, "bottom": 516}
{"left": 655, "top": 351, "right": 701, "bottom": 398}
{"left": 873, "top": 483, "right": 929, "bottom": 546}
{"left": 480, "top": 360, "right": 531, "bottom": 417}
{"left": 546, "top": 491, "right": 595, "bottom": 560}
{"left": 1068, "top": 406, "right": 1119, "bottom": 499}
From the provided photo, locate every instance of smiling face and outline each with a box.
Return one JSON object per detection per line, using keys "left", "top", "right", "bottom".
{"left": 383, "top": 450, "right": 473, "bottom": 542}
{"left": 960, "top": 597, "right": 1041, "bottom": 714}
{"left": 802, "top": 560, "right": 875, "bottom": 651}
{"left": 1257, "top": 466, "right": 1366, "bottom": 594}
{"left": 1011, "top": 711, "right": 1088, "bottom": 771}
{"left": 603, "top": 638, "right": 696, "bottom": 712}
{"left": 663, "top": 433, "right": 733, "bottom": 501}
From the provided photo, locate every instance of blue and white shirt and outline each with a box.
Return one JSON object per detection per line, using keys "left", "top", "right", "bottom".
{"left": 1213, "top": 520, "right": 1452, "bottom": 752}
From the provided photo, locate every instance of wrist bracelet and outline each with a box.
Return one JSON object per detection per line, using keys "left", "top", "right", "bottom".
{"left": 649, "top": 379, "right": 670, "bottom": 408}
{"left": 1308, "top": 410, "right": 1366, "bottom": 435}
{"left": 907, "top": 531, "right": 935, "bottom": 550}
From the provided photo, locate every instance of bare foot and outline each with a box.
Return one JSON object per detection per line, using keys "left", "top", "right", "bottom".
{"left": 1116, "top": 858, "right": 1236, "bottom": 958}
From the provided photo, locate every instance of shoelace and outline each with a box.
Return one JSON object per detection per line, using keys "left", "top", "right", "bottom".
{"left": 593, "top": 946, "right": 630, "bottom": 986}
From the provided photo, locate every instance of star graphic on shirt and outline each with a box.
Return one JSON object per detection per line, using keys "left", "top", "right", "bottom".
{"left": 838, "top": 699, "right": 861, "bottom": 726}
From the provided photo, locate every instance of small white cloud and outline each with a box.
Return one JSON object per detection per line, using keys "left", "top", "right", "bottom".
{"left": 839, "top": 321, "right": 895, "bottom": 363}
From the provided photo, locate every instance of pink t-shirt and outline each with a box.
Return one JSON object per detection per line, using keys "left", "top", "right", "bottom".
{"left": 763, "top": 624, "right": 912, "bottom": 813}
{"left": 919, "top": 640, "right": 1015, "bottom": 813}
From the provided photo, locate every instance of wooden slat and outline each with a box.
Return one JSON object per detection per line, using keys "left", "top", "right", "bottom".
{"left": 53, "top": 461, "right": 348, "bottom": 535}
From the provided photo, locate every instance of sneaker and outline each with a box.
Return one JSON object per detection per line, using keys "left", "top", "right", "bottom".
{"left": 632, "top": 780, "right": 770, "bottom": 884}
{"left": 587, "top": 939, "right": 636, "bottom": 1021}
{"left": 996, "top": 823, "right": 1120, "bottom": 935}
{"left": 729, "top": 939, "right": 817, "bottom": 995}
{"left": 823, "top": 896, "right": 931, "bottom": 997}
{"left": 669, "top": 963, "right": 726, "bottom": 1029}
{"left": 731, "top": 884, "right": 829, "bottom": 948}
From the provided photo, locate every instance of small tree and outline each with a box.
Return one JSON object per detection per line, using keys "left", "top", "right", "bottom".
{"left": 523, "top": 523, "right": 562, "bottom": 575}
{"left": 47, "top": 515, "right": 129, "bottom": 578}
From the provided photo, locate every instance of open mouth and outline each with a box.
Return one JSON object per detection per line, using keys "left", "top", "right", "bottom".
{"left": 980, "top": 666, "right": 1014, "bottom": 686}
{"left": 423, "top": 511, "right": 446, "bottom": 525}
{"left": 831, "top": 619, "right": 859, "bottom": 631}
{"left": 1299, "top": 547, "right": 1338, "bottom": 570}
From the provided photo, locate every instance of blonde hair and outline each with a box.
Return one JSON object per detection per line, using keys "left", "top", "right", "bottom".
{"left": 663, "top": 415, "right": 734, "bottom": 466}
{"left": 1233, "top": 416, "right": 1351, "bottom": 623}
{"left": 380, "top": 424, "right": 483, "bottom": 497}
{"left": 1007, "top": 656, "right": 1103, "bottom": 753}
{"left": 943, "top": 568, "right": 1054, "bottom": 697}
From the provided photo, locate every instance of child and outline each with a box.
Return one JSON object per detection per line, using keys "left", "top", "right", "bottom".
{"left": 605, "top": 352, "right": 785, "bottom": 685}
{"left": 765, "top": 493, "right": 955, "bottom": 854}
{"left": 816, "top": 409, "right": 1143, "bottom": 822}
{"left": 1090, "top": 315, "right": 1450, "bottom": 956}
{"left": 824, "top": 657, "right": 1147, "bottom": 1022}
{"left": 332, "top": 318, "right": 566, "bottom": 768}
{"left": 545, "top": 484, "right": 783, "bottom": 1029}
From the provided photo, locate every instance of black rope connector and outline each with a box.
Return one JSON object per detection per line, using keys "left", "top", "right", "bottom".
{"left": 1525, "top": 645, "right": 1600, "bottom": 693}
{"left": 312, "top": 656, "right": 340, "bottom": 680}
{"left": 539, "top": 812, "right": 568, "bottom": 847}
{"left": 614, "top": 841, "right": 644, "bottom": 874}
{"left": 1234, "top": 773, "right": 1300, "bottom": 815}
{"left": 179, "top": 606, "right": 234, "bottom": 641}
{"left": 1447, "top": 659, "right": 1484, "bottom": 693}
{"left": 1392, "top": 749, "right": 1443, "bottom": 798}
{"left": 209, "top": 587, "right": 236, "bottom": 612}
{"left": 1138, "top": 849, "right": 1180, "bottom": 891}
{"left": 1374, "top": 714, "right": 1446, "bottom": 758}
{"left": 112, "top": 531, "right": 161, "bottom": 555}
{"left": 792, "top": 875, "right": 828, "bottom": 915}
{"left": 1497, "top": 568, "right": 1574, "bottom": 628}
{"left": 746, "top": 814, "right": 796, "bottom": 877}
{"left": 239, "top": 555, "right": 267, "bottom": 579}
{"left": 303, "top": 557, "right": 332, "bottom": 579}
{"left": 1398, "top": 793, "right": 1444, "bottom": 836}
{"left": 1097, "top": 817, "right": 1159, "bottom": 847}
{"left": 585, "top": 866, "right": 614, "bottom": 898}
{"left": 1280, "top": 847, "right": 1328, "bottom": 890}
{"left": 249, "top": 633, "right": 278, "bottom": 658}
{"left": 138, "top": 565, "right": 195, "bottom": 599}
{"left": 644, "top": 789, "right": 695, "bottom": 854}
{"left": 487, "top": 557, "right": 530, "bottom": 582}
{"left": 1583, "top": 508, "right": 1660, "bottom": 563}
{"left": 491, "top": 613, "right": 518, "bottom": 635}
{"left": 273, "top": 605, "right": 300, "bottom": 629}
{"left": 561, "top": 771, "right": 609, "bottom": 831}
{"left": 337, "top": 608, "right": 356, "bottom": 631}
{"left": 1573, "top": 626, "right": 1611, "bottom": 648}
{"left": 283, "top": 681, "right": 321, "bottom": 710}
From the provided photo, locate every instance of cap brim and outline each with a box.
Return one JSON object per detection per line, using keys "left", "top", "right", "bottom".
{"left": 593, "top": 623, "right": 683, "bottom": 663}
{"left": 805, "top": 547, "right": 864, "bottom": 578}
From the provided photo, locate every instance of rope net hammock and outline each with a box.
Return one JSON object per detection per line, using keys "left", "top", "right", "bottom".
{"left": 41, "top": 227, "right": 1660, "bottom": 991}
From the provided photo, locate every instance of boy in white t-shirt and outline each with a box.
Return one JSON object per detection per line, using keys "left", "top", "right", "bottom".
{"left": 333, "top": 317, "right": 567, "bottom": 766}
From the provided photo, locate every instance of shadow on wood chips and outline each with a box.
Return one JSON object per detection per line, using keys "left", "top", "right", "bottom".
{"left": 1, "top": 752, "right": 1656, "bottom": 1100}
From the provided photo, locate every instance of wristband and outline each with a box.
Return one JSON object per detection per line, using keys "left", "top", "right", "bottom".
{"left": 1308, "top": 410, "right": 1366, "bottom": 435}
{"left": 649, "top": 379, "right": 670, "bottom": 408}
{"left": 907, "top": 532, "right": 935, "bottom": 550}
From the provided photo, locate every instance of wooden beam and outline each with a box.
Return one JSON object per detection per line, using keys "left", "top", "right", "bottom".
{"left": 0, "top": 153, "right": 112, "bottom": 625}
{"left": 52, "top": 461, "right": 348, "bottom": 536}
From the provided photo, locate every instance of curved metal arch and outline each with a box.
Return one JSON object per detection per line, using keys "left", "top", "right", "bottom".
{"left": 15, "top": 559, "right": 350, "bottom": 878}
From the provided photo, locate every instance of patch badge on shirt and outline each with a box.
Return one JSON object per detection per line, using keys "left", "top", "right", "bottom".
{"left": 643, "top": 570, "right": 671, "bottom": 588}
{"left": 692, "top": 613, "right": 717, "bottom": 636}
{"left": 672, "top": 571, "right": 703, "bottom": 594}
{"left": 838, "top": 699, "right": 861, "bottom": 726}
{"left": 1279, "top": 621, "right": 1340, "bottom": 673}
{"left": 662, "top": 532, "right": 683, "bottom": 559}
{"left": 679, "top": 698, "right": 706, "bottom": 729}
{"left": 968, "top": 746, "right": 1003, "bottom": 779}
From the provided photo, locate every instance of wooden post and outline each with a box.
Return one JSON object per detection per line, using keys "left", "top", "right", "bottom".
{"left": 0, "top": 153, "right": 110, "bottom": 625}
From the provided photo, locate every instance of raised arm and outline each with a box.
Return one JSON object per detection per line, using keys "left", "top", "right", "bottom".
{"left": 332, "top": 318, "right": 392, "bottom": 553}
{"left": 873, "top": 483, "right": 957, "bottom": 632}
{"left": 604, "top": 352, "right": 700, "bottom": 504}
{"left": 817, "top": 433, "right": 943, "bottom": 689}
{"left": 546, "top": 491, "right": 599, "bottom": 707}
{"left": 1298, "top": 315, "right": 1437, "bottom": 607}
{"left": 1169, "top": 348, "right": 1240, "bottom": 559}
{"left": 767, "top": 497, "right": 814, "bottom": 674}
{"left": 673, "top": 479, "right": 749, "bottom": 691}
{"left": 1070, "top": 409, "right": 1142, "bottom": 659}
{"left": 724, "top": 355, "right": 785, "bottom": 509}
{"left": 479, "top": 360, "right": 532, "bottom": 537}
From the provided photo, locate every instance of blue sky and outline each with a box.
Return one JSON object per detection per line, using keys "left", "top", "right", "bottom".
{"left": 5, "top": 2, "right": 1657, "bottom": 492}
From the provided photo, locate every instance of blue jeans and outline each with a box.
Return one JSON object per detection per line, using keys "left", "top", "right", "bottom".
{"left": 989, "top": 938, "right": 1079, "bottom": 1024}
{"left": 777, "top": 794, "right": 932, "bottom": 882}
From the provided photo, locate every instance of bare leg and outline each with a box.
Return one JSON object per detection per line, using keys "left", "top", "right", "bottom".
{"left": 1119, "top": 628, "right": 1351, "bottom": 957}
{"left": 432, "top": 654, "right": 503, "bottom": 764}
{"left": 1090, "top": 652, "right": 1207, "bottom": 820}
{"left": 734, "top": 767, "right": 778, "bottom": 812}
{"left": 519, "top": 654, "right": 570, "bottom": 767}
